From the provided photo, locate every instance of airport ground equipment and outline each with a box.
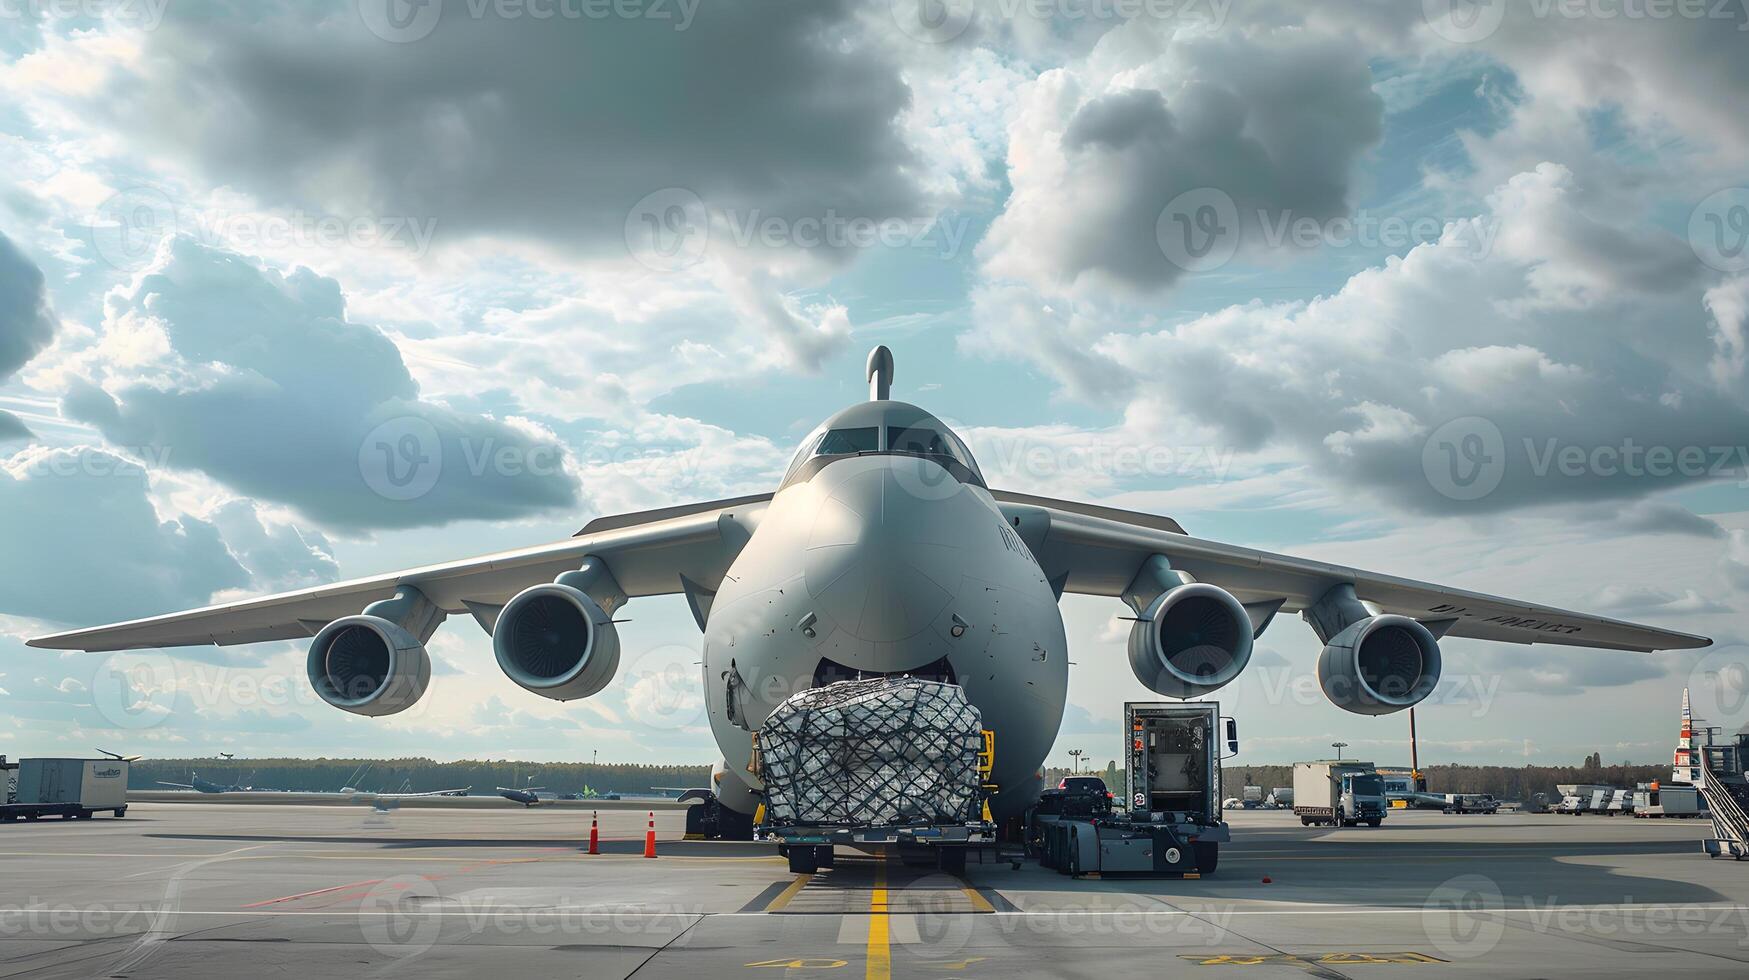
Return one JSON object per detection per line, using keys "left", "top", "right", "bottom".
{"left": 1038, "top": 702, "right": 1230, "bottom": 877}
{"left": 752, "top": 677, "right": 1010, "bottom": 874}
{"left": 1444, "top": 793, "right": 1503, "bottom": 814}
{"left": 1295, "top": 760, "right": 1386, "bottom": 827}
{"left": 1699, "top": 728, "right": 1749, "bottom": 859}
{"left": 0, "top": 758, "right": 129, "bottom": 821}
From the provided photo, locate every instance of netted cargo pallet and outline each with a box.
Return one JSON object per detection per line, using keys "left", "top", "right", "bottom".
{"left": 757, "top": 677, "right": 984, "bottom": 828}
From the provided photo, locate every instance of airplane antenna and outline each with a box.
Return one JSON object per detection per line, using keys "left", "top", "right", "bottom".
{"left": 867, "top": 345, "right": 894, "bottom": 401}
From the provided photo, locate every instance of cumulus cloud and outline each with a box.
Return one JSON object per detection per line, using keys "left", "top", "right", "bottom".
{"left": 975, "top": 163, "right": 1749, "bottom": 514}
{"left": 0, "top": 230, "right": 54, "bottom": 380}
{"left": 65, "top": 0, "right": 924, "bottom": 261}
{"left": 61, "top": 237, "right": 580, "bottom": 530}
{"left": 977, "top": 21, "right": 1383, "bottom": 295}
{"left": 0, "top": 230, "right": 57, "bottom": 440}
{"left": 1466, "top": 646, "right": 1670, "bottom": 697}
{"left": 0, "top": 446, "right": 249, "bottom": 625}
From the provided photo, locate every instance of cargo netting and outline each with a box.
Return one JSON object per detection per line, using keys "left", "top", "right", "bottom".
{"left": 757, "top": 677, "right": 984, "bottom": 828}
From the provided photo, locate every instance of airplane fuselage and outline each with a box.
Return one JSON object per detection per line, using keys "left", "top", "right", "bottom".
{"left": 702, "top": 452, "right": 1069, "bottom": 818}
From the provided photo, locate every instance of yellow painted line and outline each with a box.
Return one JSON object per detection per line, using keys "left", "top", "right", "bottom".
{"left": 866, "top": 860, "right": 890, "bottom": 980}
{"left": 961, "top": 886, "right": 995, "bottom": 913}
{"left": 764, "top": 874, "right": 812, "bottom": 912}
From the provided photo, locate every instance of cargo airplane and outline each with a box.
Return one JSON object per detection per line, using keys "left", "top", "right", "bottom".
{"left": 31, "top": 347, "right": 1710, "bottom": 835}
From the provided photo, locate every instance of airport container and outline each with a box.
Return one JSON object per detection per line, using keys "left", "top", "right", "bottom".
{"left": 3, "top": 759, "right": 129, "bottom": 820}
{"left": 2, "top": 757, "right": 17, "bottom": 804}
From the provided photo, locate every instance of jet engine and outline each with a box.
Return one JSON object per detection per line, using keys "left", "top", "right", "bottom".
{"left": 1316, "top": 615, "right": 1442, "bottom": 715}
{"left": 493, "top": 567, "right": 622, "bottom": 701}
{"left": 307, "top": 615, "right": 432, "bottom": 716}
{"left": 1127, "top": 582, "right": 1255, "bottom": 698}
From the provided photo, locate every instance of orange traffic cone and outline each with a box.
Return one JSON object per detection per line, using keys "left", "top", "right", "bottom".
{"left": 643, "top": 811, "right": 657, "bottom": 859}
{"left": 587, "top": 812, "right": 600, "bottom": 855}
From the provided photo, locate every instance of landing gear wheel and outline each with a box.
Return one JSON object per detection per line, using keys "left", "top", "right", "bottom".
{"left": 787, "top": 848, "right": 819, "bottom": 875}
{"left": 1367, "top": 819, "right": 1382, "bottom": 828}
{"left": 115, "top": 808, "right": 127, "bottom": 818}
{"left": 937, "top": 847, "right": 967, "bottom": 876}
{"left": 1193, "top": 842, "right": 1219, "bottom": 874}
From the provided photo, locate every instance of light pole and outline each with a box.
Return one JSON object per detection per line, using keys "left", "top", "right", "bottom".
{"left": 1069, "top": 748, "right": 1084, "bottom": 774}
{"left": 1332, "top": 741, "right": 1348, "bottom": 761}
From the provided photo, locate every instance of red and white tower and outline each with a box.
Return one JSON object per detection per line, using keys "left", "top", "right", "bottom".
{"left": 1673, "top": 687, "right": 1703, "bottom": 787}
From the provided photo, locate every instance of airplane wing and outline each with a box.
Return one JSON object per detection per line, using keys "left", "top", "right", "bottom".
{"left": 28, "top": 495, "right": 770, "bottom": 652}
{"left": 994, "top": 492, "right": 1711, "bottom": 653}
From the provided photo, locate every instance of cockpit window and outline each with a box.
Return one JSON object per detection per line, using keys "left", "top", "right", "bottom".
{"left": 887, "top": 425, "right": 978, "bottom": 475}
{"left": 817, "top": 427, "right": 879, "bottom": 455}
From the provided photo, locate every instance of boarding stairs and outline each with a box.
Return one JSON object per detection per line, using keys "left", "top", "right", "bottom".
{"left": 1700, "top": 750, "right": 1749, "bottom": 860}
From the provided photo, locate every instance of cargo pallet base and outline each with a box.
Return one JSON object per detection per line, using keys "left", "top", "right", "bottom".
{"left": 767, "top": 825, "right": 1023, "bottom": 874}
{"left": 2, "top": 803, "right": 127, "bottom": 822}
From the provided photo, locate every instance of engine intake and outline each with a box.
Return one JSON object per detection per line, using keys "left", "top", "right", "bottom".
{"left": 493, "top": 583, "right": 620, "bottom": 701}
{"left": 1127, "top": 582, "right": 1254, "bottom": 698}
{"left": 1317, "top": 615, "right": 1442, "bottom": 715}
{"left": 307, "top": 615, "right": 431, "bottom": 716}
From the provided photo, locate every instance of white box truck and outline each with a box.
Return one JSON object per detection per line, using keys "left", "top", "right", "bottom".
{"left": 1294, "top": 761, "right": 1386, "bottom": 827}
{"left": 1, "top": 759, "right": 129, "bottom": 821}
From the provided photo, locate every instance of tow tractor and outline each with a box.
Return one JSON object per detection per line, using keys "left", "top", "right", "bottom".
{"left": 1038, "top": 702, "right": 1233, "bottom": 878}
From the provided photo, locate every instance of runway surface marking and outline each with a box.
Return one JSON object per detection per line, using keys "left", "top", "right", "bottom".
{"left": 1183, "top": 952, "right": 1447, "bottom": 966}
{"left": 10, "top": 903, "right": 1747, "bottom": 922}
{"left": 763, "top": 873, "right": 813, "bottom": 912}
{"left": 240, "top": 878, "right": 383, "bottom": 908}
{"left": 867, "top": 860, "right": 890, "bottom": 980}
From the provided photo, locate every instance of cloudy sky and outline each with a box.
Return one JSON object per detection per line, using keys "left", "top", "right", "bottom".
{"left": 1, "top": 0, "right": 1746, "bottom": 771}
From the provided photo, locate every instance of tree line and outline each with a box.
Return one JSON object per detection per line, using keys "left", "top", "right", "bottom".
{"left": 130, "top": 757, "right": 712, "bottom": 795}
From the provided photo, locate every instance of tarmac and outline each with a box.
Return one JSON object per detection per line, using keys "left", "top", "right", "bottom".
{"left": 1, "top": 802, "right": 1745, "bottom": 978}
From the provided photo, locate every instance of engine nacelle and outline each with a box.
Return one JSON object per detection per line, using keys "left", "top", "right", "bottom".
{"left": 1127, "top": 582, "right": 1254, "bottom": 698}
{"left": 493, "top": 582, "right": 620, "bottom": 701}
{"left": 307, "top": 615, "right": 431, "bottom": 716}
{"left": 1317, "top": 615, "right": 1442, "bottom": 715}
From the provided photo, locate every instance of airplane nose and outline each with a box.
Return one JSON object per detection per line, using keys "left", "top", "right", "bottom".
{"left": 804, "top": 458, "right": 968, "bottom": 652}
